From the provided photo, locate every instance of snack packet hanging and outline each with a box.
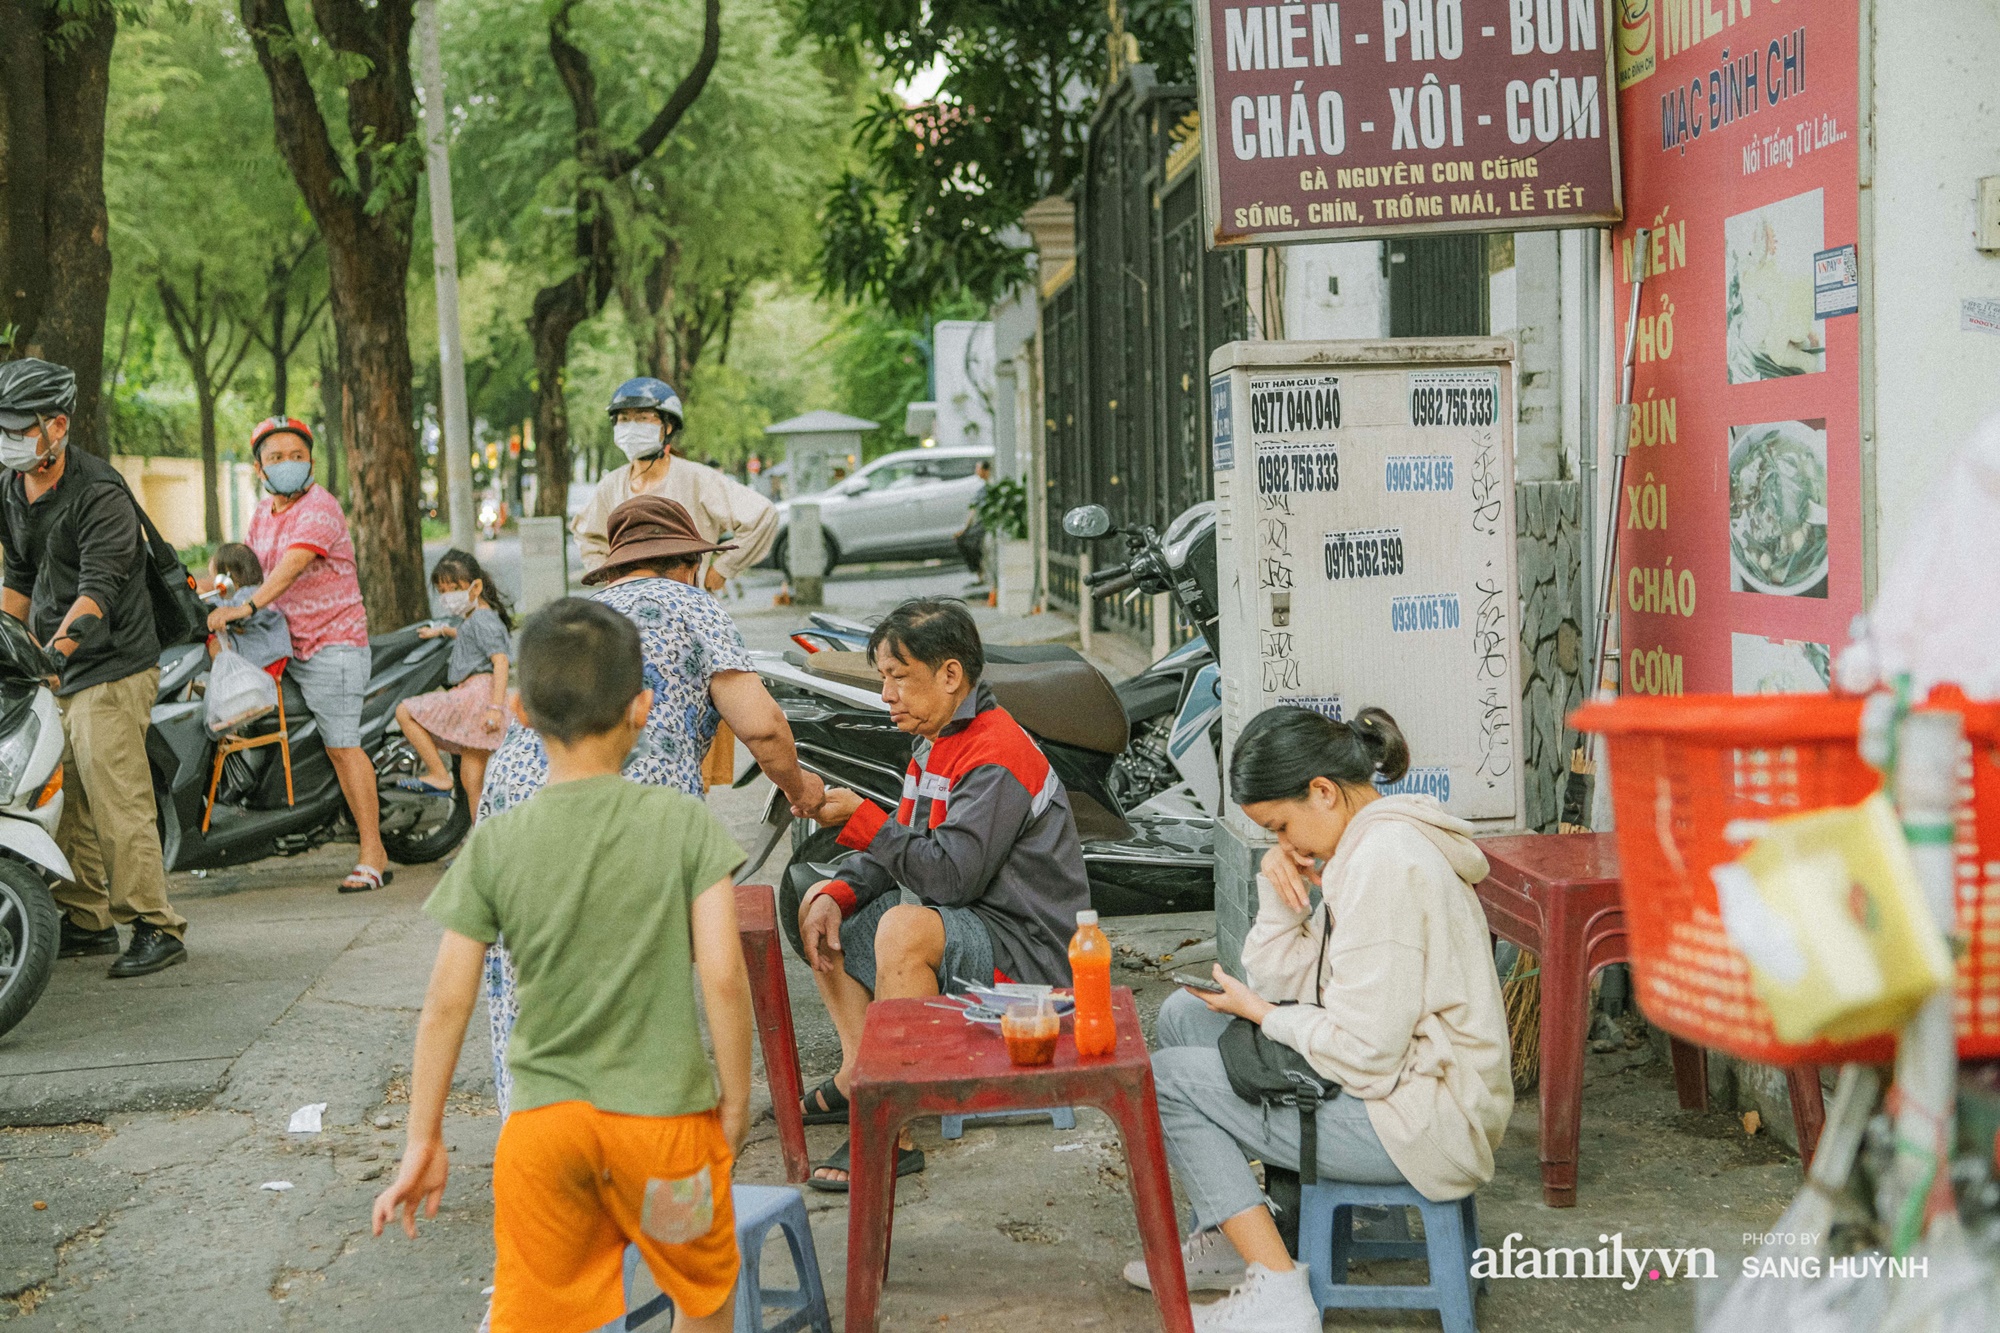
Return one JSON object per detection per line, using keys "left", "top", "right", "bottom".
{"left": 1709, "top": 792, "right": 1953, "bottom": 1044}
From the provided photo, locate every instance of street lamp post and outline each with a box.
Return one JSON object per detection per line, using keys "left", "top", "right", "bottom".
{"left": 418, "top": 0, "right": 476, "bottom": 553}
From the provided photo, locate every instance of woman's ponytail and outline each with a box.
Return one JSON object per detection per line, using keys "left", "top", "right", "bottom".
{"left": 1228, "top": 705, "right": 1411, "bottom": 805}
{"left": 1349, "top": 706, "right": 1410, "bottom": 784}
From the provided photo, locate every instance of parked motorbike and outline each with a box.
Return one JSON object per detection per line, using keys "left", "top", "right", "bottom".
{"left": 150, "top": 624, "right": 471, "bottom": 872}
{"left": 0, "top": 615, "right": 76, "bottom": 1039}
{"left": 755, "top": 499, "right": 1224, "bottom": 926}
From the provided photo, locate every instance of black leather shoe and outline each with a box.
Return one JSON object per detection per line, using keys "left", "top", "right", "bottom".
{"left": 108, "top": 925, "right": 186, "bottom": 978}
{"left": 59, "top": 918, "right": 121, "bottom": 958}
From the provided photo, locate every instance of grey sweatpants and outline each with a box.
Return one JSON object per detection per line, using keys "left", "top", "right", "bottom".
{"left": 1152, "top": 989, "right": 1404, "bottom": 1232}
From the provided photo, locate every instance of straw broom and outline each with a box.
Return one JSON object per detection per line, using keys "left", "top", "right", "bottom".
{"left": 1503, "top": 950, "right": 1541, "bottom": 1092}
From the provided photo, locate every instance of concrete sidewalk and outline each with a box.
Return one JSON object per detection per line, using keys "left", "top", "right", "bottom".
{"left": 1, "top": 786, "right": 1803, "bottom": 1329}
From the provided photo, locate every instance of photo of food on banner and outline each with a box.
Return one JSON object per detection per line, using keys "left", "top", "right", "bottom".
{"left": 1728, "top": 418, "right": 1829, "bottom": 599}
{"left": 1725, "top": 188, "right": 1828, "bottom": 383}
{"left": 1730, "top": 634, "right": 1832, "bottom": 697}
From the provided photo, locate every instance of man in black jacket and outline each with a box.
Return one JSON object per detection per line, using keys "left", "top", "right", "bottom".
{"left": 0, "top": 359, "right": 185, "bottom": 977}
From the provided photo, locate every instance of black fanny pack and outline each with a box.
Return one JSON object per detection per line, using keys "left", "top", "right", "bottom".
{"left": 1216, "top": 904, "right": 1338, "bottom": 1186}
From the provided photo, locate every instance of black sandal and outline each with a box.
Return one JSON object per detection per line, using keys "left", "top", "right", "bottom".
{"left": 805, "top": 1138, "right": 926, "bottom": 1194}
{"left": 800, "top": 1077, "right": 851, "bottom": 1126}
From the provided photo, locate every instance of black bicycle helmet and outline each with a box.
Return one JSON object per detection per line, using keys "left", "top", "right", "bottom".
{"left": 0, "top": 358, "right": 78, "bottom": 432}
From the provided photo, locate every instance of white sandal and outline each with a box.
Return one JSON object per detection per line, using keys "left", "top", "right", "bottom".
{"left": 338, "top": 864, "right": 393, "bottom": 894}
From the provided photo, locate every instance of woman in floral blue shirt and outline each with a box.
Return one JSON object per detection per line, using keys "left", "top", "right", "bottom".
{"left": 477, "top": 497, "right": 823, "bottom": 1113}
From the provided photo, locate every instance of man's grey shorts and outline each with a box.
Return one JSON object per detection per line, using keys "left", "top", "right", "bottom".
{"left": 838, "top": 892, "right": 995, "bottom": 995}
{"left": 288, "top": 643, "right": 369, "bottom": 750}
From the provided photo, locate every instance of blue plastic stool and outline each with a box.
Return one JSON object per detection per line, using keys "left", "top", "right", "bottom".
{"left": 939, "top": 1106, "right": 1076, "bottom": 1139}
{"left": 618, "top": 1184, "right": 832, "bottom": 1333}
{"left": 1295, "top": 1181, "right": 1481, "bottom": 1333}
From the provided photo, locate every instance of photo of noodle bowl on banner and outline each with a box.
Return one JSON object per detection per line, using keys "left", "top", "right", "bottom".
{"left": 1728, "top": 419, "right": 1829, "bottom": 598}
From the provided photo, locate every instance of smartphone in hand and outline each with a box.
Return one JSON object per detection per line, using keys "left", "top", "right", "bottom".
{"left": 1174, "top": 971, "right": 1225, "bottom": 994}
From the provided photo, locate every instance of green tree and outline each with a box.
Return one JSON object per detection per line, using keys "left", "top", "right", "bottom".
{"left": 1, "top": 0, "right": 125, "bottom": 455}
{"left": 105, "top": 8, "right": 325, "bottom": 542}
{"left": 447, "top": 0, "right": 857, "bottom": 508}
{"left": 795, "top": 0, "right": 1191, "bottom": 318}
{"left": 238, "top": 0, "right": 430, "bottom": 627}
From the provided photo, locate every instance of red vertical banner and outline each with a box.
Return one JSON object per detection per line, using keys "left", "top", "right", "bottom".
{"left": 1613, "top": 1, "right": 1859, "bottom": 697}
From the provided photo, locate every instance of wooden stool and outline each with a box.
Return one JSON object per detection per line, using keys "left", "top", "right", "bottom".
{"left": 203, "top": 661, "right": 293, "bottom": 832}
{"left": 736, "top": 883, "right": 811, "bottom": 1185}
{"left": 1477, "top": 833, "right": 1826, "bottom": 1207}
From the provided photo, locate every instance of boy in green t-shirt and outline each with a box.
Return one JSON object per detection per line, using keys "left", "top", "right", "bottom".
{"left": 371, "top": 598, "right": 753, "bottom": 1333}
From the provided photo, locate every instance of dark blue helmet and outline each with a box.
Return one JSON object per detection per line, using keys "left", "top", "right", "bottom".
{"left": 607, "top": 376, "right": 684, "bottom": 429}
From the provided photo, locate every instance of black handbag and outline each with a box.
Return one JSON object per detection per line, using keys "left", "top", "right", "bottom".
{"left": 1217, "top": 904, "right": 1339, "bottom": 1187}
{"left": 110, "top": 474, "right": 210, "bottom": 646}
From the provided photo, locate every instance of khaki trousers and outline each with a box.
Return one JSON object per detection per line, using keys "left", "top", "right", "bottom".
{"left": 701, "top": 720, "right": 735, "bottom": 792}
{"left": 53, "top": 667, "right": 185, "bottom": 937}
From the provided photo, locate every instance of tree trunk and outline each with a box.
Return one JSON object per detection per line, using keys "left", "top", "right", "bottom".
{"left": 316, "top": 333, "right": 345, "bottom": 505}
{"left": 269, "top": 284, "right": 289, "bottom": 415}
{"left": 241, "top": 0, "right": 428, "bottom": 629}
{"left": 0, "top": 0, "right": 116, "bottom": 458}
{"left": 195, "top": 379, "right": 222, "bottom": 546}
{"left": 527, "top": 275, "right": 588, "bottom": 519}
{"left": 327, "top": 245, "right": 425, "bottom": 626}
{"left": 525, "top": 0, "right": 722, "bottom": 519}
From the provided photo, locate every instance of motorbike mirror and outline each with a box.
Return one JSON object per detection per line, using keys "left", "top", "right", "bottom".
{"left": 1062, "top": 504, "right": 1112, "bottom": 539}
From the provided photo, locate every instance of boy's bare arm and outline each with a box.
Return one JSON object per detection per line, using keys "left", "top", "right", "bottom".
{"left": 372, "top": 930, "right": 486, "bottom": 1240}
{"left": 690, "top": 877, "right": 754, "bottom": 1155}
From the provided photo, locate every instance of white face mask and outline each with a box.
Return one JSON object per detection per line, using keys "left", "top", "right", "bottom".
{"left": 0, "top": 428, "right": 46, "bottom": 472}
{"left": 614, "top": 420, "right": 666, "bottom": 462}
{"left": 438, "top": 589, "right": 473, "bottom": 617}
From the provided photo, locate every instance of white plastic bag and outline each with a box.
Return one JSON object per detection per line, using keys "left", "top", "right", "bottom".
{"left": 206, "top": 644, "right": 277, "bottom": 735}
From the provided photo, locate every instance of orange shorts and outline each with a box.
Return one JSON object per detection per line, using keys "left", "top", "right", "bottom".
{"left": 491, "top": 1101, "right": 738, "bottom": 1332}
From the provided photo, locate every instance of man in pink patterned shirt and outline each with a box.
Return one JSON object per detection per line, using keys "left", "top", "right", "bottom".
{"left": 209, "top": 417, "right": 390, "bottom": 892}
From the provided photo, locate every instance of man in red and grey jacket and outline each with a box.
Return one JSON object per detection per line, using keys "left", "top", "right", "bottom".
{"left": 794, "top": 598, "right": 1091, "bottom": 1189}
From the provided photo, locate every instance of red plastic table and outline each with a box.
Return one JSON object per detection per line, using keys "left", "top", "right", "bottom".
{"left": 1475, "top": 834, "right": 1825, "bottom": 1207}
{"left": 844, "top": 990, "right": 1192, "bottom": 1332}
{"left": 734, "top": 883, "right": 811, "bottom": 1185}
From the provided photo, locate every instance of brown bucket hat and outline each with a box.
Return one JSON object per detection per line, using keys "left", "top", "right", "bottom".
{"left": 582, "top": 494, "right": 735, "bottom": 585}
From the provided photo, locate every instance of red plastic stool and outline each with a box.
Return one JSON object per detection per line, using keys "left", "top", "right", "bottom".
{"left": 842, "top": 991, "right": 1192, "bottom": 1332}
{"left": 1476, "top": 834, "right": 1825, "bottom": 1207}
{"left": 736, "top": 883, "right": 811, "bottom": 1185}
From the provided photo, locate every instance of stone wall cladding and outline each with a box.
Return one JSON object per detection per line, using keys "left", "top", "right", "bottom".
{"left": 1516, "top": 480, "right": 1586, "bottom": 833}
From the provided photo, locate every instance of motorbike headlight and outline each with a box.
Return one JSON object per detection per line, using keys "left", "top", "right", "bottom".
{"left": 0, "top": 710, "right": 42, "bottom": 805}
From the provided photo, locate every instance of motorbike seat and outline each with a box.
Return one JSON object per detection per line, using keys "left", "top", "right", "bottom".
{"left": 802, "top": 650, "right": 1130, "bottom": 755}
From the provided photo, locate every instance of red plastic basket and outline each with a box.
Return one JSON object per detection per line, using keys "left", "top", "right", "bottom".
{"left": 1571, "top": 693, "right": 2000, "bottom": 1066}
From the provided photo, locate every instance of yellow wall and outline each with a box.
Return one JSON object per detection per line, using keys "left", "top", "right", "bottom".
{"left": 110, "top": 456, "right": 260, "bottom": 549}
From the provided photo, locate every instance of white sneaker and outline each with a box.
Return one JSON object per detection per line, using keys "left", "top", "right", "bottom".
{"left": 1191, "top": 1262, "right": 1321, "bottom": 1333}
{"left": 1123, "top": 1227, "right": 1247, "bottom": 1293}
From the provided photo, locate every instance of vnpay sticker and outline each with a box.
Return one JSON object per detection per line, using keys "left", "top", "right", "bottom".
{"left": 1210, "top": 377, "right": 1235, "bottom": 471}
{"left": 1407, "top": 370, "right": 1499, "bottom": 428}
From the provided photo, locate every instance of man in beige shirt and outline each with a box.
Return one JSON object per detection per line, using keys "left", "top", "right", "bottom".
{"left": 572, "top": 377, "right": 779, "bottom": 591}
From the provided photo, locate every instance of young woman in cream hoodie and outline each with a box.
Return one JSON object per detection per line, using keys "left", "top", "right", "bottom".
{"left": 1127, "top": 705, "right": 1513, "bottom": 1332}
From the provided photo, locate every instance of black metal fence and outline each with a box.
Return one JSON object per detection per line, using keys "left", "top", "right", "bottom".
{"left": 1043, "top": 67, "right": 1246, "bottom": 641}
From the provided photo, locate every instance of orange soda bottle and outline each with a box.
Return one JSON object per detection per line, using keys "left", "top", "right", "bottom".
{"left": 1069, "top": 909, "right": 1117, "bottom": 1057}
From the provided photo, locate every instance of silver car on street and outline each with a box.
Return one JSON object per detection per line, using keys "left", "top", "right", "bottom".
{"left": 769, "top": 445, "right": 991, "bottom": 573}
